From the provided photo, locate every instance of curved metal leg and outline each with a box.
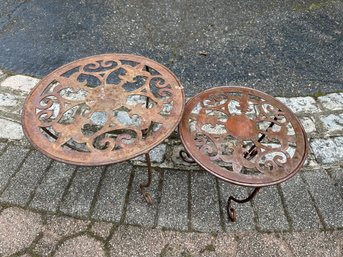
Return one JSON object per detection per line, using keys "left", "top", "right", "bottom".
{"left": 179, "top": 149, "right": 196, "bottom": 163}
{"left": 227, "top": 187, "right": 261, "bottom": 222}
{"left": 244, "top": 116, "right": 278, "bottom": 159}
{"left": 139, "top": 152, "right": 153, "bottom": 204}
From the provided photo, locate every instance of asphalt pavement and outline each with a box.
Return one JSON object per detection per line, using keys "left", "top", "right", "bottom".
{"left": 0, "top": 0, "right": 343, "bottom": 96}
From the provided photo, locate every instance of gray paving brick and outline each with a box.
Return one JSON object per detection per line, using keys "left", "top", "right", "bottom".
{"left": 310, "top": 137, "right": 343, "bottom": 164}
{"left": 125, "top": 167, "right": 160, "bottom": 227}
{"left": 300, "top": 116, "right": 316, "bottom": 134}
{"left": 54, "top": 235, "right": 106, "bottom": 257}
{"left": 0, "top": 92, "right": 19, "bottom": 108}
{"left": 33, "top": 215, "right": 90, "bottom": 256}
{"left": 280, "top": 174, "right": 322, "bottom": 230}
{"left": 191, "top": 172, "right": 221, "bottom": 232}
{"left": 0, "top": 145, "right": 30, "bottom": 192}
{"left": 0, "top": 207, "right": 43, "bottom": 257}
{"left": 219, "top": 181, "right": 255, "bottom": 231}
{"left": 0, "top": 118, "right": 24, "bottom": 140}
{"left": 59, "top": 167, "right": 103, "bottom": 218}
{"left": 109, "top": 226, "right": 165, "bottom": 257}
{"left": 330, "top": 169, "right": 343, "bottom": 198}
{"left": 30, "top": 161, "right": 75, "bottom": 212}
{"left": 320, "top": 114, "right": 343, "bottom": 134}
{"left": 318, "top": 93, "right": 343, "bottom": 111}
{"left": 302, "top": 170, "right": 343, "bottom": 229}
{"left": 254, "top": 186, "right": 289, "bottom": 231}
{"left": 1, "top": 75, "right": 40, "bottom": 93}
{"left": 92, "top": 163, "right": 131, "bottom": 222}
{"left": 91, "top": 222, "right": 113, "bottom": 239}
{"left": 236, "top": 233, "right": 293, "bottom": 257}
{"left": 282, "top": 231, "right": 342, "bottom": 257}
{"left": 0, "top": 150, "right": 51, "bottom": 206}
{"left": 157, "top": 169, "right": 188, "bottom": 231}
{"left": 277, "top": 96, "right": 319, "bottom": 114}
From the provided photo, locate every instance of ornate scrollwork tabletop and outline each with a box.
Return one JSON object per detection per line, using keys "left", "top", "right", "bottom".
{"left": 22, "top": 54, "right": 184, "bottom": 166}
{"left": 179, "top": 86, "right": 308, "bottom": 187}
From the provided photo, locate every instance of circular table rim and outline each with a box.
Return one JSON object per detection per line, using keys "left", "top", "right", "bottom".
{"left": 22, "top": 53, "right": 185, "bottom": 166}
{"left": 179, "top": 86, "right": 308, "bottom": 187}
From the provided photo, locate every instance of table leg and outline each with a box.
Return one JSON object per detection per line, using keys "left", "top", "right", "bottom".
{"left": 244, "top": 115, "right": 278, "bottom": 159}
{"left": 227, "top": 187, "right": 261, "bottom": 222}
{"left": 139, "top": 152, "right": 153, "bottom": 204}
{"left": 179, "top": 149, "right": 196, "bottom": 163}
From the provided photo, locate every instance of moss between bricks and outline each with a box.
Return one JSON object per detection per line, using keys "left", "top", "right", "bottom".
{"left": 313, "top": 89, "right": 343, "bottom": 99}
{"left": 199, "top": 243, "right": 216, "bottom": 254}
{"left": 293, "top": 0, "right": 335, "bottom": 12}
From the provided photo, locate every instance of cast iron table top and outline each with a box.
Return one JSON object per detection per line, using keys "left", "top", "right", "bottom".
{"left": 179, "top": 86, "right": 308, "bottom": 187}
{"left": 22, "top": 54, "right": 184, "bottom": 166}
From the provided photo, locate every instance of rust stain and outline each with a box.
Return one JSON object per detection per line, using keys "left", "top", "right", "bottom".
{"left": 22, "top": 54, "right": 185, "bottom": 166}
{"left": 179, "top": 86, "right": 308, "bottom": 187}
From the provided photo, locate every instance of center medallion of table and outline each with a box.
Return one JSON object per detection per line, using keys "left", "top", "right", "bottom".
{"left": 22, "top": 54, "right": 184, "bottom": 166}
{"left": 179, "top": 87, "right": 307, "bottom": 187}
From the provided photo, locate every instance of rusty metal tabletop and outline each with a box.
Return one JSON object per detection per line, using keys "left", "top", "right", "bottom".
{"left": 22, "top": 54, "right": 184, "bottom": 166}
{"left": 179, "top": 86, "right": 308, "bottom": 187}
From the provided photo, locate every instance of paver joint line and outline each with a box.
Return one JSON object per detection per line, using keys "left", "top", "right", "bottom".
{"left": 0, "top": 71, "right": 342, "bottom": 241}
{"left": 118, "top": 168, "right": 135, "bottom": 224}
{"left": 88, "top": 167, "right": 108, "bottom": 219}
{"left": 56, "top": 166, "right": 79, "bottom": 214}
{"left": 154, "top": 169, "right": 165, "bottom": 228}
{"left": 25, "top": 158, "right": 54, "bottom": 208}
{"left": 215, "top": 178, "right": 227, "bottom": 232}
{"left": 300, "top": 171, "right": 329, "bottom": 230}
{"left": 0, "top": 147, "right": 32, "bottom": 196}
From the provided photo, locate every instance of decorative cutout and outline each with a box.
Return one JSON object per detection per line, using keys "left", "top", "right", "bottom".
{"left": 22, "top": 54, "right": 184, "bottom": 165}
{"left": 180, "top": 87, "right": 307, "bottom": 186}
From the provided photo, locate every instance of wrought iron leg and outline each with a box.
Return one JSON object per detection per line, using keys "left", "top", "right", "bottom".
{"left": 227, "top": 187, "right": 261, "bottom": 222}
{"left": 244, "top": 116, "right": 278, "bottom": 159}
{"left": 179, "top": 149, "right": 196, "bottom": 163}
{"left": 139, "top": 152, "right": 153, "bottom": 204}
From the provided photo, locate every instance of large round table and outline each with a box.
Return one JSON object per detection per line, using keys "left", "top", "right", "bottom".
{"left": 22, "top": 53, "right": 185, "bottom": 203}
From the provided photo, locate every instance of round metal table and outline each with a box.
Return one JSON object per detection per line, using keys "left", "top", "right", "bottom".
{"left": 179, "top": 86, "right": 308, "bottom": 221}
{"left": 22, "top": 53, "right": 185, "bottom": 203}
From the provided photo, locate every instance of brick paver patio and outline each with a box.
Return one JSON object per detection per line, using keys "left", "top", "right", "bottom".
{"left": 0, "top": 72, "right": 342, "bottom": 256}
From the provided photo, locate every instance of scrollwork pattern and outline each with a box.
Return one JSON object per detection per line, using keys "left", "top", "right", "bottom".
{"left": 23, "top": 54, "right": 184, "bottom": 165}
{"left": 187, "top": 89, "right": 302, "bottom": 177}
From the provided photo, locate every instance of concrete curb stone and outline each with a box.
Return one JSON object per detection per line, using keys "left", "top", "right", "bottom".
{"left": 0, "top": 75, "right": 40, "bottom": 93}
{"left": 0, "top": 72, "right": 342, "bottom": 255}
{"left": 0, "top": 118, "right": 24, "bottom": 140}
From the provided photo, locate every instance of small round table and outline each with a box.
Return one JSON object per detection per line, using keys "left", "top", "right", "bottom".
{"left": 22, "top": 53, "right": 184, "bottom": 204}
{"left": 179, "top": 86, "right": 308, "bottom": 221}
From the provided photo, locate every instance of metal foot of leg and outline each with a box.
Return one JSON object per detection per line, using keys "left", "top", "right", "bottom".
{"left": 179, "top": 149, "right": 196, "bottom": 163}
{"left": 139, "top": 152, "right": 153, "bottom": 204}
{"left": 227, "top": 187, "right": 260, "bottom": 222}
